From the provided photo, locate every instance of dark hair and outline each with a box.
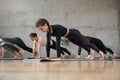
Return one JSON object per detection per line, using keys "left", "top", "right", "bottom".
{"left": 29, "top": 33, "right": 37, "bottom": 37}
{"left": 36, "top": 18, "right": 51, "bottom": 41}
{"left": 36, "top": 18, "right": 50, "bottom": 28}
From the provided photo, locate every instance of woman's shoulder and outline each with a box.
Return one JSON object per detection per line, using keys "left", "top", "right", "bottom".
{"left": 52, "top": 24, "right": 65, "bottom": 27}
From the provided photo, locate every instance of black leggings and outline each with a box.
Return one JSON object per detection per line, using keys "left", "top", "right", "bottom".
{"left": 3, "top": 37, "right": 32, "bottom": 53}
{"left": 66, "top": 29, "right": 100, "bottom": 54}
{"left": 2, "top": 42, "right": 20, "bottom": 52}
{"left": 90, "top": 38, "right": 114, "bottom": 54}
{"left": 78, "top": 37, "right": 114, "bottom": 55}
{"left": 48, "top": 40, "right": 71, "bottom": 57}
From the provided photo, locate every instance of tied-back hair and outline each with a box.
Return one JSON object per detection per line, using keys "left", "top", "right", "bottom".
{"left": 29, "top": 33, "right": 37, "bottom": 37}
{"left": 36, "top": 18, "right": 51, "bottom": 42}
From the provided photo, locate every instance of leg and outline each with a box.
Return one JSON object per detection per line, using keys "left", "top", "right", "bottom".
{"left": 13, "top": 37, "right": 33, "bottom": 53}
{"left": 3, "top": 37, "right": 33, "bottom": 53}
{"left": 105, "top": 47, "right": 115, "bottom": 58}
{"left": 15, "top": 38, "right": 33, "bottom": 53}
{"left": 82, "top": 44, "right": 94, "bottom": 59}
{"left": 14, "top": 50, "right": 24, "bottom": 59}
{"left": 3, "top": 43, "right": 20, "bottom": 53}
{"left": 50, "top": 40, "right": 66, "bottom": 56}
{"left": 77, "top": 47, "right": 82, "bottom": 58}
{"left": 66, "top": 29, "right": 104, "bottom": 59}
{"left": 60, "top": 47, "right": 71, "bottom": 55}
{"left": 91, "top": 38, "right": 115, "bottom": 58}
{"left": 83, "top": 43, "right": 104, "bottom": 59}
{"left": 66, "top": 29, "right": 95, "bottom": 59}
{"left": 2, "top": 43, "right": 23, "bottom": 58}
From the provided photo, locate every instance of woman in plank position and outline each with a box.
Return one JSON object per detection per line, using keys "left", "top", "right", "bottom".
{"left": 0, "top": 38, "right": 24, "bottom": 58}
{"left": 35, "top": 18, "right": 104, "bottom": 60}
{"left": 29, "top": 33, "right": 72, "bottom": 58}
{"left": 78, "top": 36, "right": 116, "bottom": 59}
{"left": 1, "top": 36, "right": 33, "bottom": 53}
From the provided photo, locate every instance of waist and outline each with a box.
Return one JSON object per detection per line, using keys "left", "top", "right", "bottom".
{"left": 64, "top": 28, "right": 70, "bottom": 37}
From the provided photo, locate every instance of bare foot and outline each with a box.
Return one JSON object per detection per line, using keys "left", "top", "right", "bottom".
{"left": 61, "top": 54, "right": 65, "bottom": 58}
{"left": 69, "top": 54, "right": 73, "bottom": 58}
{"left": 35, "top": 52, "right": 38, "bottom": 57}
{"left": 14, "top": 55, "right": 17, "bottom": 59}
{"left": 112, "top": 53, "right": 116, "bottom": 59}
{"left": 99, "top": 51, "right": 104, "bottom": 60}
{"left": 86, "top": 52, "right": 94, "bottom": 60}
{"left": 90, "top": 52, "right": 94, "bottom": 60}
{"left": 77, "top": 55, "right": 80, "bottom": 59}
{"left": 90, "top": 56, "right": 94, "bottom": 60}
{"left": 105, "top": 53, "right": 109, "bottom": 59}
{"left": 19, "top": 51, "right": 24, "bottom": 58}
{"left": 99, "top": 57, "right": 104, "bottom": 60}
{"left": 85, "top": 55, "right": 91, "bottom": 59}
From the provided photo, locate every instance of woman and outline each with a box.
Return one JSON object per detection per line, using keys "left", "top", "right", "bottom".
{"left": 0, "top": 38, "right": 24, "bottom": 58}
{"left": 78, "top": 36, "right": 116, "bottom": 59}
{"left": 35, "top": 18, "right": 104, "bottom": 60}
{"left": 1, "top": 37, "right": 33, "bottom": 53}
{"left": 29, "top": 33, "right": 72, "bottom": 58}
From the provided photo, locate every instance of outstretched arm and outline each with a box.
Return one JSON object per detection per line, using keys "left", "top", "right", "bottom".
{"left": 37, "top": 38, "right": 43, "bottom": 58}
{"left": 46, "top": 33, "right": 51, "bottom": 58}
{"left": 56, "top": 29, "right": 62, "bottom": 58}
{"left": 32, "top": 42, "right": 37, "bottom": 57}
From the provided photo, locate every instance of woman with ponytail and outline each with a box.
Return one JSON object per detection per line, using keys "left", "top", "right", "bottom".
{"left": 36, "top": 18, "right": 104, "bottom": 60}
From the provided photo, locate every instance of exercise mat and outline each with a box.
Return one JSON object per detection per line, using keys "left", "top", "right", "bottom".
{"left": 0, "top": 58, "right": 23, "bottom": 60}
{"left": 23, "top": 57, "right": 118, "bottom": 62}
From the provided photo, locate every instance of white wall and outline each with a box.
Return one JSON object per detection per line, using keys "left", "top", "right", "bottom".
{"left": 0, "top": 0, "right": 119, "bottom": 57}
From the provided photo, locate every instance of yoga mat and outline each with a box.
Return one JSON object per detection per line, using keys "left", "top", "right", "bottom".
{"left": 23, "top": 57, "right": 115, "bottom": 62}
{"left": 0, "top": 58, "right": 23, "bottom": 60}
{"left": 23, "top": 58, "right": 42, "bottom": 62}
{"left": 27, "top": 57, "right": 44, "bottom": 59}
{"left": 115, "top": 57, "right": 120, "bottom": 59}
{"left": 39, "top": 58, "right": 113, "bottom": 62}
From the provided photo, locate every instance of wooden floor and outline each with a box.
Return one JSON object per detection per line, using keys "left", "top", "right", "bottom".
{"left": 0, "top": 60, "right": 120, "bottom": 80}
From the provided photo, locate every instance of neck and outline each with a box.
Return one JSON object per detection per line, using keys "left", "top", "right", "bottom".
{"left": 48, "top": 25, "right": 53, "bottom": 33}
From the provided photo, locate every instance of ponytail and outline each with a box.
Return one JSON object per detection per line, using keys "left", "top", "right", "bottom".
{"left": 36, "top": 18, "right": 51, "bottom": 42}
